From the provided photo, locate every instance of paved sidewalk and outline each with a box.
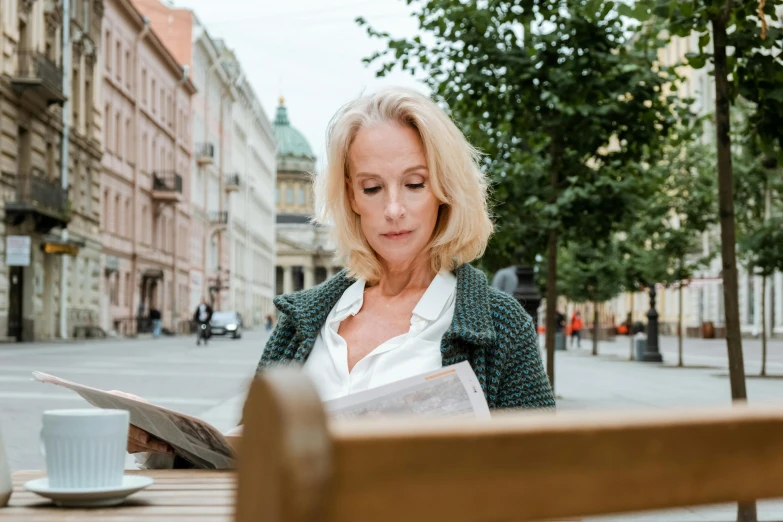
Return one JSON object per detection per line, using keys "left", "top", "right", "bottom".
{"left": 552, "top": 340, "right": 783, "bottom": 521}
{"left": 184, "top": 336, "right": 783, "bottom": 521}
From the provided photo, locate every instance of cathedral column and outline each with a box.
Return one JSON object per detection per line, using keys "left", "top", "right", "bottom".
{"left": 304, "top": 265, "right": 315, "bottom": 290}
{"left": 282, "top": 266, "right": 293, "bottom": 294}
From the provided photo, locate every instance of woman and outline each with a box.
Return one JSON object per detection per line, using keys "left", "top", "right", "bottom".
{"left": 126, "top": 87, "right": 554, "bottom": 459}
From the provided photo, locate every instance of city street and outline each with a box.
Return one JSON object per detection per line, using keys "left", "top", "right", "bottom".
{"left": 2, "top": 331, "right": 782, "bottom": 520}
{"left": 0, "top": 329, "right": 267, "bottom": 470}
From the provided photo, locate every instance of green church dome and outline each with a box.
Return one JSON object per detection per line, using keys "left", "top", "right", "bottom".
{"left": 273, "top": 97, "right": 314, "bottom": 159}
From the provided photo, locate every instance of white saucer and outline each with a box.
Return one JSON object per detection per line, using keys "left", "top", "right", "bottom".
{"left": 24, "top": 475, "right": 154, "bottom": 507}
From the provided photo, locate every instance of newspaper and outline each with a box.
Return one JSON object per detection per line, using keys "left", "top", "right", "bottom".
{"left": 325, "top": 361, "right": 490, "bottom": 420}
{"left": 32, "top": 372, "right": 235, "bottom": 470}
{"left": 32, "top": 361, "right": 489, "bottom": 469}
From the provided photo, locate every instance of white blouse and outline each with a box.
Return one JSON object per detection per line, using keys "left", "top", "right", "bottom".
{"left": 302, "top": 270, "right": 457, "bottom": 402}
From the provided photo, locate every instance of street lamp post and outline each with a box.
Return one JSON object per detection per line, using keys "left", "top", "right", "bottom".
{"left": 642, "top": 285, "right": 663, "bottom": 362}
{"left": 513, "top": 266, "right": 542, "bottom": 327}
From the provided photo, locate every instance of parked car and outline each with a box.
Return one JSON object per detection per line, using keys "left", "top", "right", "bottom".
{"left": 209, "top": 311, "right": 243, "bottom": 339}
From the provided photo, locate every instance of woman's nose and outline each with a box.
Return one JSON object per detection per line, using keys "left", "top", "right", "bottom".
{"left": 384, "top": 195, "right": 405, "bottom": 220}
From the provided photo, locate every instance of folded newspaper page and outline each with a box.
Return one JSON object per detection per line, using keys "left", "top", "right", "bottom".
{"left": 32, "top": 372, "right": 234, "bottom": 470}
{"left": 325, "top": 361, "right": 491, "bottom": 420}
{"left": 33, "top": 361, "right": 489, "bottom": 469}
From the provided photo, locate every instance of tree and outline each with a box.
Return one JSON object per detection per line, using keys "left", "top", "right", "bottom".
{"left": 358, "top": 0, "right": 682, "bottom": 390}
{"left": 558, "top": 238, "right": 625, "bottom": 355}
{"left": 637, "top": 0, "right": 783, "bottom": 520}
{"left": 735, "top": 118, "right": 783, "bottom": 376}
{"left": 626, "top": 129, "right": 718, "bottom": 366}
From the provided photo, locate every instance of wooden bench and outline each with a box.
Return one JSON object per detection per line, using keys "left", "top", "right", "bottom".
{"left": 235, "top": 369, "right": 783, "bottom": 522}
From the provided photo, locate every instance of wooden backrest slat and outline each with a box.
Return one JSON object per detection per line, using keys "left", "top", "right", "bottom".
{"left": 236, "top": 371, "right": 783, "bottom": 522}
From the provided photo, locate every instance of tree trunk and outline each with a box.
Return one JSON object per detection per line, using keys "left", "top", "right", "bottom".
{"left": 629, "top": 292, "right": 635, "bottom": 360}
{"left": 678, "top": 282, "right": 684, "bottom": 367}
{"left": 761, "top": 274, "right": 767, "bottom": 377}
{"left": 712, "top": 15, "right": 756, "bottom": 522}
{"left": 545, "top": 227, "right": 558, "bottom": 391}
{"left": 544, "top": 141, "right": 562, "bottom": 392}
{"left": 592, "top": 305, "right": 599, "bottom": 356}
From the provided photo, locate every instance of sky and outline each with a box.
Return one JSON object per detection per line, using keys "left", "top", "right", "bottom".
{"left": 170, "top": 0, "right": 429, "bottom": 167}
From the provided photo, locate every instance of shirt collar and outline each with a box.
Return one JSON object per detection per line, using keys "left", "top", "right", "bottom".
{"left": 331, "top": 270, "right": 456, "bottom": 322}
{"left": 411, "top": 270, "right": 456, "bottom": 322}
{"left": 332, "top": 277, "right": 366, "bottom": 316}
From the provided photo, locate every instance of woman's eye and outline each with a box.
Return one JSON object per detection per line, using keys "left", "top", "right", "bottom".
{"left": 406, "top": 183, "right": 425, "bottom": 190}
{"left": 362, "top": 186, "right": 382, "bottom": 195}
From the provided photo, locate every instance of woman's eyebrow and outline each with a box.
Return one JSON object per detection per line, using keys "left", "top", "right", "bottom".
{"left": 404, "top": 165, "right": 428, "bottom": 174}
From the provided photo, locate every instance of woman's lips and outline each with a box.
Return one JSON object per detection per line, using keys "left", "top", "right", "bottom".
{"left": 382, "top": 230, "right": 412, "bottom": 240}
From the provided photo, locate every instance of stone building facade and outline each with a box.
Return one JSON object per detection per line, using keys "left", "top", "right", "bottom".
{"left": 0, "top": 0, "right": 103, "bottom": 341}
{"left": 273, "top": 98, "right": 339, "bottom": 295}
{"left": 99, "top": 0, "right": 195, "bottom": 335}
{"left": 219, "top": 43, "right": 277, "bottom": 325}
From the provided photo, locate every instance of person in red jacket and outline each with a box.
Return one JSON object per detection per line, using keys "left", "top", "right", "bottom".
{"left": 571, "top": 311, "right": 583, "bottom": 348}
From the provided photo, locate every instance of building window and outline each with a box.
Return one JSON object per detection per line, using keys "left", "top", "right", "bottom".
{"left": 115, "top": 111, "right": 122, "bottom": 159}
{"left": 115, "top": 41, "right": 121, "bottom": 81}
{"left": 275, "top": 188, "right": 280, "bottom": 204}
{"left": 142, "top": 205, "right": 149, "bottom": 244}
{"left": 105, "top": 31, "right": 111, "bottom": 71}
{"left": 124, "top": 272, "right": 130, "bottom": 307}
{"left": 84, "top": 78, "right": 92, "bottom": 134}
{"left": 141, "top": 69, "right": 147, "bottom": 103}
{"left": 103, "top": 189, "right": 110, "bottom": 231}
{"left": 151, "top": 79, "right": 156, "bottom": 114}
{"left": 104, "top": 103, "right": 111, "bottom": 149}
{"left": 71, "top": 67, "right": 80, "bottom": 130}
{"left": 126, "top": 118, "right": 133, "bottom": 163}
{"left": 109, "top": 274, "right": 118, "bottom": 306}
{"left": 114, "top": 194, "right": 121, "bottom": 234}
{"left": 82, "top": 167, "right": 90, "bottom": 214}
{"left": 125, "top": 198, "right": 131, "bottom": 237}
{"left": 285, "top": 187, "right": 293, "bottom": 204}
{"left": 141, "top": 133, "right": 148, "bottom": 171}
{"left": 297, "top": 188, "right": 305, "bottom": 205}
{"left": 125, "top": 50, "right": 131, "bottom": 89}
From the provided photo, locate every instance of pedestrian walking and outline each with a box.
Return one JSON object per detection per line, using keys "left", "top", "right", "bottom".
{"left": 193, "top": 298, "right": 213, "bottom": 346}
{"left": 571, "top": 311, "right": 583, "bottom": 348}
{"left": 264, "top": 314, "right": 275, "bottom": 332}
{"left": 149, "top": 308, "right": 162, "bottom": 338}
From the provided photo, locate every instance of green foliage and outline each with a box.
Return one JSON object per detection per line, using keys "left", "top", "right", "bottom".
{"left": 734, "top": 106, "right": 783, "bottom": 277}
{"left": 558, "top": 237, "right": 626, "bottom": 304}
{"left": 358, "top": 0, "right": 686, "bottom": 270}
{"left": 622, "top": 125, "right": 718, "bottom": 289}
{"left": 639, "top": 0, "right": 783, "bottom": 154}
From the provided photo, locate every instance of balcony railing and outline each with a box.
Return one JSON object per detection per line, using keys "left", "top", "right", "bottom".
{"left": 12, "top": 50, "right": 66, "bottom": 105}
{"left": 225, "top": 174, "right": 241, "bottom": 191}
{"left": 196, "top": 143, "right": 215, "bottom": 165}
{"left": 152, "top": 171, "right": 183, "bottom": 193}
{"left": 5, "top": 168, "right": 69, "bottom": 232}
{"left": 209, "top": 211, "right": 229, "bottom": 226}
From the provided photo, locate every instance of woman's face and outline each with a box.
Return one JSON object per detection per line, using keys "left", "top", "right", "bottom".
{"left": 347, "top": 122, "right": 440, "bottom": 271}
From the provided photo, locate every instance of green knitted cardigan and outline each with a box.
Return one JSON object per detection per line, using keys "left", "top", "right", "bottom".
{"left": 256, "top": 263, "right": 555, "bottom": 410}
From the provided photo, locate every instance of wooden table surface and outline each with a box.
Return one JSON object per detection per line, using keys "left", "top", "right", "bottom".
{"left": 1, "top": 470, "right": 235, "bottom": 521}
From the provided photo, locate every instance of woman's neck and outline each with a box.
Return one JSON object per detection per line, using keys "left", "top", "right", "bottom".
{"left": 375, "top": 257, "right": 435, "bottom": 297}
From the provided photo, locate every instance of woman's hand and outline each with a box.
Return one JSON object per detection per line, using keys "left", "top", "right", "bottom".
{"left": 108, "top": 390, "right": 174, "bottom": 455}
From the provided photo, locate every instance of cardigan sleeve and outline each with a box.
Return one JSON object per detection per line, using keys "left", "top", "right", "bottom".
{"left": 255, "top": 311, "right": 298, "bottom": 374}
{"left": 495, "top": 296, "right": 556, "bottom": 410}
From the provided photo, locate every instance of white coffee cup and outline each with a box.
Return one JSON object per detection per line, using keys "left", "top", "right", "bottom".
{"left": 41, "top": 409, "right": 129, "bottom": 489}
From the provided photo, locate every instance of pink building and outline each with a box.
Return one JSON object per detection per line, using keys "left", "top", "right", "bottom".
{"left": 133, "top": 0, "right": 236, "bottom": 312}
{"left": 100, "top": 0, "right": 196, "bottom": 335}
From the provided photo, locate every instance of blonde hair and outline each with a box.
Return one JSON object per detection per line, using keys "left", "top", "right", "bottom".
{"left": 314, "top": 87, "right": 493, "bottom": 284}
